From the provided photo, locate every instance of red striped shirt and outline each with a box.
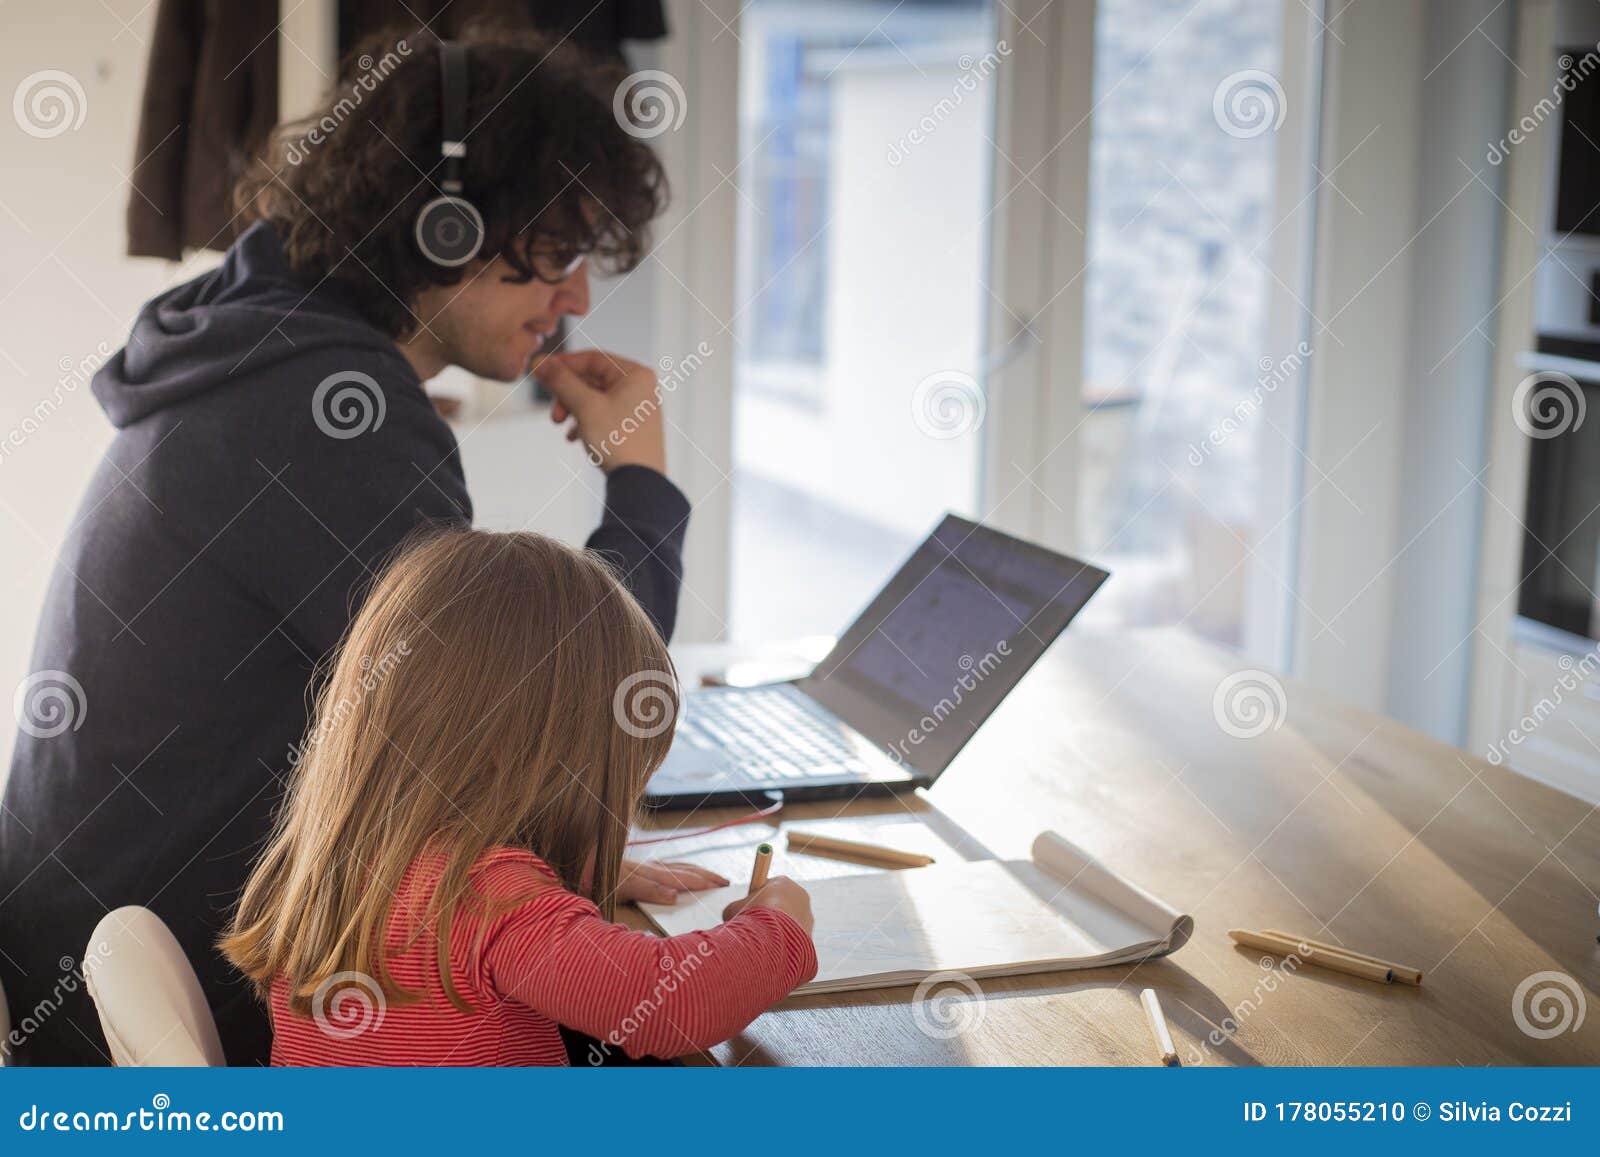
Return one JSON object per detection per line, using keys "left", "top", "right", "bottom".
{"left": 269, "top": 848, "right": 817, "bottom": 1066}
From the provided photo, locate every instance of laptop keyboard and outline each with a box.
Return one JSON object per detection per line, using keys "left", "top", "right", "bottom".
{"left": 680, "top": 684, "right": 874, "bottom": 780}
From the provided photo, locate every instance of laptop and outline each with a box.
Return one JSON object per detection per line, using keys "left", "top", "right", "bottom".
{"left": 644, "top": 514, "right": 1110, "bottom": 809}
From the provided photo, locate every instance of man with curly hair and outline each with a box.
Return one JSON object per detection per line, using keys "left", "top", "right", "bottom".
{"left": 0, "top": 30, "right": 714, "bottom": 1066}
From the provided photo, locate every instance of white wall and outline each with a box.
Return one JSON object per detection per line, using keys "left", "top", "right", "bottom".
{"left": 1294, "top": 0, "right": 1509, "bottom": 747}
{"left": 1293, "top": 0, "right": 1424, "bottom": 714}
{"left": 1384, "top": 0, "right": 1510, "bottom": 745}
{"left": 0, "top": 2, "right": 187, "bottom": 776}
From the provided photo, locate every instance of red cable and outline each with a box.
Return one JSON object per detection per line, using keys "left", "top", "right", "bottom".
{"left": 626, "top": 799, "right": 784, "bottom": 846}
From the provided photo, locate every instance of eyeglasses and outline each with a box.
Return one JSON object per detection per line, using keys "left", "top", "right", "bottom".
{"left": 533, "top": 252, "right": 586, "bottom": 281}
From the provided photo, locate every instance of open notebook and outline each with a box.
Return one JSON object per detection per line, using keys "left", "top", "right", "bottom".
{"left": 640, "top": 831, "right": 1193, "bottom": 995}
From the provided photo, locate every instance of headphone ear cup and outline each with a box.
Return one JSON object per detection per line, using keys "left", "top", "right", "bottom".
{"left": 414, "top": 195, "right": 486, "bottom": 267}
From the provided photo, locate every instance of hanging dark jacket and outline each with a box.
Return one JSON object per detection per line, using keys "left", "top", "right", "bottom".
{"left": 126, "top": 0, "right": 667, "bottom": 259}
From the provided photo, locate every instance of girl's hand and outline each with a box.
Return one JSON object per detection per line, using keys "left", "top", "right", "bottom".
{"left": 721, "top": 876, "right": 814, "bottom": 936}
{"left": 617, "top": 858, "right": 729, "bottom": 905}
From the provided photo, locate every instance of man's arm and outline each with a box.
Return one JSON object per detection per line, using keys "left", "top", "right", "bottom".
{"left": 537, "top": 350, "right": 692, "bottom": 641}
{"left": 584, "top": 465, "right": 689, "bottom": 641}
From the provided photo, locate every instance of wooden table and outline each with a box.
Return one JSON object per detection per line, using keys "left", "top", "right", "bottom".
{"left": 629, "top": 630, "right": 1600, "bottom": 1066}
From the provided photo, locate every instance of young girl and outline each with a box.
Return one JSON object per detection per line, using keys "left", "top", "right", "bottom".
{"left": 221, "top": 528, "right": 816, "bottom": 1065}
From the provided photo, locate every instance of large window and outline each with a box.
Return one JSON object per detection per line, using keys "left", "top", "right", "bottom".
{"left": 729, "top": 0, "right": 998, "bottom": 642}
{"left": 1078, "top": 0, "right": 1291, "bottom": 648}
{"left": 705, "top": 0, "right": 1312, "bottom": 653}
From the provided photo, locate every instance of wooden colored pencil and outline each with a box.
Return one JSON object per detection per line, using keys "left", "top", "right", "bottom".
{"left": 1265, "top": 929, "right": 1423, "bottom": 986}
{"left": 1229, "top": 928, "right": 1395, "bottom": 984}
{"left": 785, "top": 829, "right": 935, "bottom": 869}
{"left": 748, "top": 843, "right": 773, "bottom": 895}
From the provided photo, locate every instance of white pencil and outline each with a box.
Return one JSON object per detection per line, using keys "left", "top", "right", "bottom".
{"left": 1140, "top": 988, "right": 1180, "bottom": 1067}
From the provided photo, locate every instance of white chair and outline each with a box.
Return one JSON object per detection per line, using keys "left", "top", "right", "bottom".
{"left": 83, "top": 906, "right": 225, "bottom": 1066}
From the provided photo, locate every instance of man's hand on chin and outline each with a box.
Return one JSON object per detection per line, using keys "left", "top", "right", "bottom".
{"left": 533, "top": 349, "right": 669, "bottom": 474}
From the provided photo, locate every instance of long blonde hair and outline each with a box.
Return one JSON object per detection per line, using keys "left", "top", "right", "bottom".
{"left": 221, "top": 528, "right": 678, "bottom": 1013}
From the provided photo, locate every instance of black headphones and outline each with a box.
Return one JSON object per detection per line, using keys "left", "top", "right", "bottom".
{"left": 414, "top": 41, "right": 486, "bottom": 267}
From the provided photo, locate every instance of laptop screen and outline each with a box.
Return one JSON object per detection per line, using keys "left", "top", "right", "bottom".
{"left": 800, "top": 514, "right": 1109, "bottom": 778}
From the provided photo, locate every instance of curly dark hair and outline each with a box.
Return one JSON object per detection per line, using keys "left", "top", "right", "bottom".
{"left": 238, "top": 27, "right": 668, "bottom": 338}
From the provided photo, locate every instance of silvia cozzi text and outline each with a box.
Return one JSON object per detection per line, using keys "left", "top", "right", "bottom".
{"left": 1243, "top": 1101, "right": 1573, "bottom": 1123}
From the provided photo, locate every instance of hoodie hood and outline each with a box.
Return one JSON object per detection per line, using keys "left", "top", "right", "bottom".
{"left": 93, "top": 222, "right": 416, "bottom": 428}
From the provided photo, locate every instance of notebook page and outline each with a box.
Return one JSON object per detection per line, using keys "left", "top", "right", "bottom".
{"left": 642, "top": 858, "right": 1164, "bottom": 991}
{"left": 1030, "top": 831, "right": 1194, "bottom": 952}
